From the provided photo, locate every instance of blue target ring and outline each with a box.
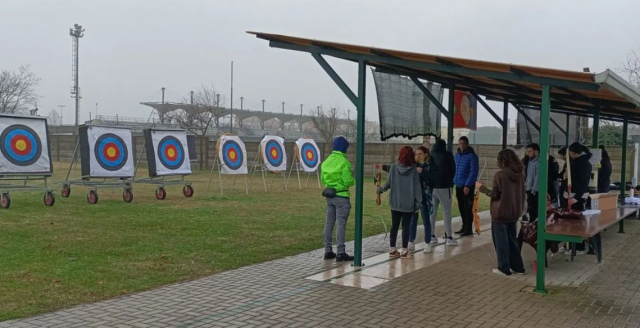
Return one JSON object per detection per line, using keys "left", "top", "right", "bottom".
{"left": 222, "top": 140, "right": 243, "bottom": 170}
{"left": 300, "top": 142, "right": 319, "bottom": 168}
{"left": 264, "top": 140, "right": 284, "bottom": 167}
{"left": 157, "top": 136, "right": 185, "bottom": 170}
{"left": 1, "top": 124, "right": 42, "bottom": 166}
{"left": 94, "top": 133, "right": 128, "bottom": 171}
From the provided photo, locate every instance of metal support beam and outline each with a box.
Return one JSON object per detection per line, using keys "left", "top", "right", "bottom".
{"left": 312, "top": 53, "right": 358, "bottom": 107}
{"left": 592, "top": 103, "right": 600, "bottom": 148}
{"left": 502, "top": 100, "right": 508, "bottom": 149}
{"left": 447, "top": 85, "right": 455, "bottom": 151}
{"left": 535, "top": 84, "right": 551, "bottom": 294}
{"left": 410, "top": 77, "right": 448, "bottom": 116}
{"left": 565, "top": 114, "right": 570, "bottom": 147}
{"left": 549, "top": 117, "right": 566, "bottom": 136}
{"left": 513, "top": 103, "right": 540, "bottom": 131}
{"left": 620, "top": 116, "right": 628, "bottom": 234}
{"left": 353, "top": 60, "right": 367, "bottom": 266}
{"left": 470, "top": 92, "right": 503, "bottom": 126}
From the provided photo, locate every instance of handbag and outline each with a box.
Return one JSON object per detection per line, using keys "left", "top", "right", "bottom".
{"left": 322, "top": 188, "right": 347, "bottom": 198}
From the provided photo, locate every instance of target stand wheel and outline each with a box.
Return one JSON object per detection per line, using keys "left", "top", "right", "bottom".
{"left": 44, "top": 191, "right": 55, "bottom": 207}
{"left": 87, "top": 190, "right": 99, "bottom": 205}
{"left": 155, "top": 187, "right": 167, "bottom": 200}
{"left": 61, "top": 184, "right": 71, "bottom": 198}
{"left": 123, "top": 188, "right": 134, "bottom": 203}
{"left": 1, "top": 193, "right": 11, "bottom": 209}
{"left": 183, "top": 184, "right": 194, "bottom": 198}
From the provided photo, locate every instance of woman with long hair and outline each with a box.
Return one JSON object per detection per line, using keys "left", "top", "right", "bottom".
{"left": 377, "top": 146, "right": 423, "bottom": 259}
{"left": 409, "top": 146, "right": 433, "bottom": 253}
{"left": 477, "top": 149, "right": 526, "bottom": 276}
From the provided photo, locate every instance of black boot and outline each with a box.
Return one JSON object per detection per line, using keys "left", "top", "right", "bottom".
{"left": 455, "top": 227, "right": 466, "bottom": 234}
{"left": 324, "top": 252, "right": 336, "bottom": 260}
{"left": 336, "top": 253, "right": 354, "bottom": 262}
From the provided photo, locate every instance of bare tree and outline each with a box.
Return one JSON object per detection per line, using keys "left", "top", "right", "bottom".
{"left": 0, "top": 65, "right": 41, "bottom": 114}
{"left": 47, "top": 109, "right": 62, "bottom": 126}
{"left": 166, "top": 84, "right": 225, "bottom": 136}
{"left": 343, "top": 117, "right": 378, "bottom": 143}
{"left": 309, "top": 107, "right": 342, "bottom": 144}
{"left": 616, "top": 51, "right": 640, "bottom": 90}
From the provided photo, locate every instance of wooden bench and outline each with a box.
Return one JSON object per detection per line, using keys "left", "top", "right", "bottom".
{"left": 545, "top": 207, "right": 638, "bottom": 263}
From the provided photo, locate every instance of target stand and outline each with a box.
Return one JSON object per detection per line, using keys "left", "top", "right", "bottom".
{"left": 286, "top": 139, "right": 321, "bottom": 190}
{"left": 0, "top": 114, "right": 55, "bottom": 209}
{"left": 132, "top": 129, "right": 194, "bottom": 200}
{"left": 248, "top": 149, "right": 288, "bottom": 193}
{"left": 248, "top": 135, "right": 288, "bottom": 193}
{"left": 61, "top": 125, "right": 135, "bottom": 205}
{"left": 205, "top": 134, "right": 249, "bottom": 196}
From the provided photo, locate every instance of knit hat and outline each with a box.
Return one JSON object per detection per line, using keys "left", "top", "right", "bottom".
{"left": 332, "top": 136, "right": 349, "bottom": 153}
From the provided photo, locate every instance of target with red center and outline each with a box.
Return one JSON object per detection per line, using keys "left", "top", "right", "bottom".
{"left": 222, "top": 140, "right": 244, "bottom": 170}
{"left": 264, "top": 139, "right": 284, "bottom": 167}
{"left": 301, "top": 142, "right": 319, "bottom": 168}
{"left": 157, "top": 136, "right": 185, "bottom": 170}
{"left": 0, "top": 124, "right": 42, "bottom": 166}
{"left": 94, "top": 133, "right": 128, "bottom": 171}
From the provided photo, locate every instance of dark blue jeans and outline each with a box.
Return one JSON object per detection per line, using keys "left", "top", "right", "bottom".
{"left": 409, "top": 203, "right": 431, "bottom": 244}
{"left": 491, "top": 221, "right": 525, "bottom": 275}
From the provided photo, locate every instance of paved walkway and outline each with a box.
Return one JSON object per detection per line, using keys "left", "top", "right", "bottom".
{"left": 4, "top": 212, "right": 640, "bottom": 328}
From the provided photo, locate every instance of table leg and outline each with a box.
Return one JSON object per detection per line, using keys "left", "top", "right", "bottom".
{"left": 618, "top": 220, "right": 625, "bottom": 234}
{"left": 595, "top": 234, "right": 602, "bottom": 263}
{"left": 570, "top": 243, "right": 577, "bottom": 262}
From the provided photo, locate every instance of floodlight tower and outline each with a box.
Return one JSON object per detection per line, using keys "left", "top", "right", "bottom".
{"left": 70, "top": 24, "right": 85, "bottom": 127}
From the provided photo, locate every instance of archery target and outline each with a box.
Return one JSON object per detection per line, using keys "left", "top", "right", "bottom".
{"left": 82, "top": 126, "right": 134, "bottom": 178}
{"left": 218, "top": 135, "right": 247, "bottom": 174}
{"left": 0, "top": 115, "right": 52, "bottom": 174}
{"left": 260, "top": 136, "right": 286, "bottom": 171}
{"left": 295, "top": 138, "right": 320, "bottom": 173}
{"left": 145, "top": 129, "right": 191, "bottom": 176}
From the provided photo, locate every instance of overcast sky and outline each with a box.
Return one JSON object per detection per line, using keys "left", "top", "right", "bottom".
{"left": 2, "top": 0, "right": 639, "bottom": 127}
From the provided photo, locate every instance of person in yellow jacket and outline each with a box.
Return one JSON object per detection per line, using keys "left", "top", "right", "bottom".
{"left": 321, "top": 136, "right": 355, "bottom": 262}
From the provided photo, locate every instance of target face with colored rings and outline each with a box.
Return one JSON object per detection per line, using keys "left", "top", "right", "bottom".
{"left": 94, "top": 133, "right": 129, "bottom": 171}
{"left": 157, "top": 136, "right": 185, "bottom": 170}
{"left": 222, "top": 140, "right": 244, "bottom": 170}
{"left": 301, "top": 142, "right": 319, "bottom": 168}
{"left": 0, "top": 124, "right": 42, "bottom": 166}
{"left": 264, "top": 140, "right": 284, "bottom": 167}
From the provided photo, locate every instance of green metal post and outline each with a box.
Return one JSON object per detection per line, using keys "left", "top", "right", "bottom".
{"left": 535, "top": 85, "right": 551, "bottom": 294}
{"left": 502, "top": 100, "right": 508, "bottom": 149}
{"left": 447, "top": 85, "right": 455, "bottom": 151}
{"left": 565, "top": 114, "right": 570, "bottom": 147}
{"left": 592, "top": 103, "right": 600, "bottom": 148}
{"left": 353, "top": 60, "right": 367, "bottom": 266}
{"left": 619, "top": 116, "right": 628, "bottom": 234}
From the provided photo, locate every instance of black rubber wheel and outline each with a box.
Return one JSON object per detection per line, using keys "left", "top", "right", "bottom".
{"left": 156, "top": 187, "right": 167, "bottom": 200}
{"left": 44, "top": 191, "right": 55, "bottom": 207}
{"left": 87, "top": 190, "right": 99, "bottom": 204}
{"left": 123, "top": 189, "right": 133, "bottom": 203}
{"left": 1, "top": 193, "right": 10, "bottom": 209}
{"left": 61, "top": 184, "right": 71, "bottom": 198}
{"left": 183, "top": 185, "right": 194, "bottom": 198}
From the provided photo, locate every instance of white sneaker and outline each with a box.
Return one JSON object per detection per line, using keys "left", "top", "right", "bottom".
{"left": 492, "top": 268, "right": 508, "bottom": 276}
{"left": 430, "top": 236, "right": 438, "bottom": 245}
{"left": 423, "top": 244, "right": 432, "bottom": 253}
{"left": 446, "top": 238, "right": 458, "bottom": 246}
{"left": 558, "top": 247, "right": 567, "bottom": 253}
{"left": 408, "top": 242, "right": 415, "bottom": 252}
{"left": 511, "top": 269, "right": 526, "bottom": 275}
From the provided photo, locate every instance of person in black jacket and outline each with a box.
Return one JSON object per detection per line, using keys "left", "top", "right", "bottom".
{"left": 565, "top": 143, "right": 592, "bottom": 254}
{"left": 598, "top": 146, "right": 612, "bottom": 193}
{"left": 548, "top": 155, "right": 560, "bottom": 204}
{"left": 558, "top": 147, "right": 568, "bottom": 209}
{"left": 409, "top": 146, "right": 433, "bottom": 253}
{"left": 427, "top": 139, "right": 457, "bottom": 246}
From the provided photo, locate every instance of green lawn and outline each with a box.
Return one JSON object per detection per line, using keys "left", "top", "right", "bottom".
{"left": 0, "top": 163, "right": 489, "bottom": 321}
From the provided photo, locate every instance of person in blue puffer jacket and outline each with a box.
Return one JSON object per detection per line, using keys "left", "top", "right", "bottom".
{"left": 454, "top": 136, "right": 479, "bottom": 236}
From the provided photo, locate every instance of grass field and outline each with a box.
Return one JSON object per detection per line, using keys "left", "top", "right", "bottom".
{"left": 0, "top": 162, "right": 489, "bottom": 321}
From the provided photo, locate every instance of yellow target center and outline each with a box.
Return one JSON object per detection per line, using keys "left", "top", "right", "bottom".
{"left": 306, "top": 152, "right": 313, "bottom": 159}
{"left": 15, "top": 140, "right": 27, "bottom": 151}
{"left": 229, "top": 152, "right": 236, "bottom": 160}
{"left": 167, "top": 149, "right": 175, "bottom": 157}
{"left": 271, "top": 149, "right": 277, "bottom": 157}
{"left": 107, "top": 147, "right": 117, "bottom": 157}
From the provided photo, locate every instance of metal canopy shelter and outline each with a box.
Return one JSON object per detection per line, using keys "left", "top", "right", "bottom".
{"left": 249, "top": 31, "right": 640, "bottom": 293}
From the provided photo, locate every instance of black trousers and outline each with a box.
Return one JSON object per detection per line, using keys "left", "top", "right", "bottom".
{"left": 456, "top": 186, "right": 475, "bottom": 233}
{"left": 526, "top": 191, "right": 539, "bottom": 222}
{"left": 390, "top": 210, "right": 413, "bottom": 249}
{"left": 492, "top": 221, "right": 526, "bottom": 275}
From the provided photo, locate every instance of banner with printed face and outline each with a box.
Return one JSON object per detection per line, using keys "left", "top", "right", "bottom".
{"left": 295, "top": 138, "right": 320, "bottom": 173}
{"left": 218, "top": 135, "right": 248, "bottom": 175}
{"left": 80, "top": 125, "right": 135, "bottom": 178}
{"left": 0, "top": 115, "right": 52, "bottom": 174}
{"left": 453, "top": 91, "right": 477, "bottom": 131}
{"left": 260, "top": 135, "right": 287, "bottom": 172}
{"left": 145, "top": 129, "right": 192, "bottom": 177}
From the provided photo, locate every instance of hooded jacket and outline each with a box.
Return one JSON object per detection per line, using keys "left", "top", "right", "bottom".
{"left": 428, "top": 139, "right": 456, "bottom": 189}
{"left": 598, "top": 156, "right": 612, "bottom": 193}
{"left": 480, "top": 167, "right": 526, "bottom": 223}
{"left": 379, "top": 162, "right": 422, "bottom": 212}
{"left": 454, "top": 146, "right": 479, "bottom": 187}
{"left": 570, "top": 152, "right": 593, "bottom": 198}
{"left": 320, "top": 150, "right": 355, "bottom": 198}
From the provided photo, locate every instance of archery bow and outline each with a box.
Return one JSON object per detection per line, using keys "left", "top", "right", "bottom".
{"left": 374, "top": 163, "right": 388, "bottom": 240}
{"left": 473, "top": 157, "right": 487, "bottom": 235}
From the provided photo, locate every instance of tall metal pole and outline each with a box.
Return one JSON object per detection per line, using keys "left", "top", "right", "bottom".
{"left": 161, "top": 87, "right": 165, "bottom": 104}
{"left": 535, "top": 84, "right": 551, "bottom": 294}
{"left": 620, "top": 116, "right": 629, "bottom": 233}
{"left": 282, "top": 102, "right": 285, "bottom": 114}
{"left": 262, "top": 99, "right": 265, "bottom": 112}
{"left": 447, "top": 85, "right": 455, "bottom": 151}
{"left": 57, "top": 105, "right": 65, "bottom": 125}
{"left": 230, "top": 61, "right": 234, "bottom": 134}
{"left": 502, "top": 100, "right": 508, "bottom": 149}
{"left": 190, "top": 91, "right": 194, "bottom": 104}
{"left": 592, "top": 102, "right": 601, "bottom": 148}
{"left": 69, "top": 24, "right": 85, "bottom": 127}
{"left": 300, "top": 104, "right": 303, "bottom": 116}
{"left": 241, "top": 96, "right": 244, "bottom": 110}
{"left": 353, "top": 60, "right": 367, "bottom": 267}
{"left": 565, "top": 114, "right": 570, "bottom": 147}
